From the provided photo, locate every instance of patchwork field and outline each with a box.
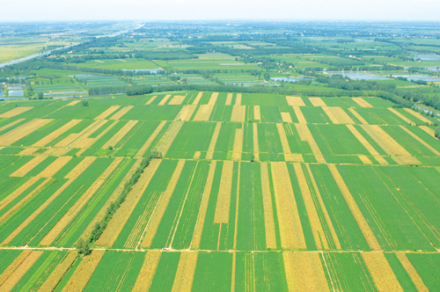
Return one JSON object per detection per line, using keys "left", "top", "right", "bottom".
{"left": 0, "top": 91, "right": 439, "bottom": 291}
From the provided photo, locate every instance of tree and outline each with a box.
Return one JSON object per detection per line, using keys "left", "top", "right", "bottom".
{"left": 264, "top": 72, "right": 271, "bottom": 80}
{"left": 435, "top": 126, "right": 440, "bottom": 139}
{"left": 37, "top": 92, "right": 44, "bottom": 99}
{"left": 82, "top": 100, "right": 89, "bottom": 106}
{"left": 76, "top": 238, "right": 91, "bottom": 256}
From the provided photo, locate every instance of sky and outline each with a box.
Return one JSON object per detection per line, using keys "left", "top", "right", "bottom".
{"left": 2, "top": 0, "right": 440, "bottom": 21}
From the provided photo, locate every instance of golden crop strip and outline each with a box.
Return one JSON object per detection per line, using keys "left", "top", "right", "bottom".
{"left": 61, "top": 250, "right": 105, "bottom": 292}
{"left": 208, "top": 92, "right": 219, "bottom": 105}
{"left": 231, "top": 105, "right": 246, "bottom": 122}
{"left": 0, "top": 118, "right": 25, "bottom": 132}
{"left": 110, "top": 105, "right": 134, "bottom": 119}
{"left": 396, "top": 253, "right": 429, "bottom": 292}
{"left": 232, "top": 128, "right": 243, "bottom": 160}
{"left": 293, "top": 163, "right": 328, "bottom": 250}
{"left": 346, "top": 125, "right": 388, "bottom": 165}
{"left": 168, "top": 95, "right": 186, "bottom": 105}
{"left": 328, "top": 164, "right": 381, "bottom": 250}
{"left": 35, "top": 156, "right": 72, "bottom": 178}
{"left": 71, "top": 120, "right": 118, "bottom": 149}
{"left": 295, "top": 124, "right": 326, "bottom": 164}
{"left": 323, "top": 107, "right": 355, "bottom": 124}
{"left": 388, "top": 108, "right": 414, "bottom": 125}
{"left": 171, "top": 252, "right": 198, "bottom": 292}
{"left": 158, "top": 94, "right": 172, "bottom": 106}
{"left": 10, "top": 156, "right": 47, "bottom": 177}
{"left": 283, "top": 252, "right": 329, "bottom": 292}
{"left": 253, "top": 105, "right": 261, "bottom": 120}
{"left": 95, "top": 159, "right": 161, "bottom": 247}
{"left": 38, "top": 251, "right": 78, "bottom": 292}
{"left": 141, "top": 160, "right": 186, "bottom": 248}
{"left": 213, "top": 161, "right": 234, "bottom": 224}
{"left": 403, "top": 108, "right": 433, "bottom": 125}
{"left": 322, "top": 107, "right": 339, "bottom": 124}
{"left": 305, "top": 164, "right": 341, "bottom": 249}
{"left": 133, "top": 251, "right": 162, "bottom": 292}
{"left": 192, "top": 92, "right": 204, "bottom": 105}
{"left": 193, "top": 151, "right": 201, "bottom": 159}
{"left": 193, "top": 105, "right": 214, "bottom": 121}
{"left": 145, "top": 95, "right": 157, "bottom": 105}
{"left": 360, "top": 125, "right": 411, "bottom": 156}
{"left": 286, "top": 96, "right": 305, "bottom": 106}
{"left": 0, "top": 107, "right": 33, "bottom": 118}
{"left": 225, "top": 93, "right": 233, "bottom": 105}
{"left": 348, "top": 108, "right": 369, "bottom": 125}
{"left": 293, "top": 107, "right": 307, "bottom": 124}
{"left": 94, "top": 105, "right": 120, "bottom": 120}
{"left": 359, "top": 155, "right": 373, "bottom": 164}
{"left": 18, "top": 148, "right": 38, "bottom": 155}
{"left": 399, "top": 125, "right": 440, "bottom": 155}
{"left": 0, "top": 177, "right": 39, "bottom": 211}
{"left": 191, "top": 161, "right": 216, "bottom": 249}
{"left": 260, "top": 163, "right": 277, "bottom": 249}
{"left": 361, "top": 252, "right": 403, "bottom": 292}
{"left": 33, "top": 119, "right": 82, "bottom": 147}
{"left": 419, "top": 125, "right": 438, "bottom": 139}
{"left": 0, "top": 119, "right": 52, "bottom": 146}
{"left": 0, "top": 251, "right": 42, "bottom": 292}
{"left": 66, "top": 100, "right": 80, "bottom": 106}
{"left": 135, "top": 121, "right": 167, "bottom": 157}
{"left": 0, "top": 250, "right": 32, "bottom": 284}
{"left": 309, "top": 97, "right": 326, "bottom": 107}
{"left": 206, "top": 122, "right": 221, "bottom": 160}
{"left": 178, "top": 105, "right": 196, "bottom": 121}
{"left": 54, "top": 120, "right": 102, "bottom": 148}
{"left": 39, "top": 158, "right": 123, "bottom": 246}
{"left": 235, "top": 93, "right": 242, "bottom": 105}
{"left": 102, "top": 120, "right": 138, "bottom": 149}
{"left": 270, "top": 162, "right": 306, "bottom": 249}
{"left": 156, "top": 121, "right": 184, "bottom": 156}
{"left": 253, "top": 123, "right": 260, "bottom": 161}
{"left": 281, "top": 112, "right": 293, "bottom": 123}
{"left": 277, "top": 123, "right": 293, "bottom": 159}
{"left": 353, "top": 97, "right": 373, "bottom": 108}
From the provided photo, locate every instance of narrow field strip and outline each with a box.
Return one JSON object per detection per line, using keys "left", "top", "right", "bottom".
{"left": 0, "top": 107, "right": 32, "bottom": 118}
{"left": 102, "top": 120, "right": 138, "bottom": 149}
{"left": 18, "top": 148, "right": 38, "bottom": 155}
{"left": 235, "top": 93, "right": 242, "bottom": 105}
{"left": 141, "top": 160, "right": 186, "bottom": 248}
{"left": 95, "top": 159, "right": 161, "bottom": 247}
{"left": 0, "top": 250, "right": 42, "bottom": 292}
{"left": 193, "top": 151, "right": 201, "bottom": 159}
{"left": 0, "top": 119, "right": 24, "bottom": 132}
{"left": 295, "top": 124, "right": 326, "bottom": 163}
{"left": 253, "top": 123, "right": 259, "bottom": 161}
{"left": 388, "top": 108, "right": 414, "bottom": 125}
{"left": 206, "top": 122, "right": 221, "bottom": 160}
{"left": 361, "top": 252, "right": 403, "bottom": 292}
{"left": 294, "top": 163, "right": 328, "bottom": 250}
{"left": 33, "top": 119, "right": 82, "bottom": 147}
{"left": 293, "top": 106, "right": 307, "bottom": 124}
{"left": 193, "top": 105, "right": 214, "bottom": 121}
{"left": 39, "top": 158, "right": 124, "bottom": 246}
{"left": 328, "top": 164, "right": 381, "bottom": 250}
{"left": 38, "top": 251, "right": 77, "bottom": 292}
{"left": 10, "top": 156, "right": 47, "bottom": 177}
{"left": 66, "top": 100, "right": 80, "bottom": 106}
{"left": 192, "top": 92, "right": 203, "bottom": 105}
{"left": 61, "top": 250, "right": 105, "bottom": 292}
{"left": 0, "top": 177, "right": 39, "bottom": 211}
{"left": 348, "top": 108, "right": 369, "bottom": 125}
{"left": 208, "top": 92, "right": 219, "bottom": 105}
{"left": 281, "top": 112, "right": 293, "bottom": 123}
{"left": 353, "top": 97, "right": 373, "bottom": 108}
{"left": 419, "top": 125, "right": 438, "bottom": 139}
{"left": 135, "top": 121, "right": 167, "bottom": 157}
{"left": 55, "top": 120, "right": 103, "bottom": 148}
{"left": 322, "top": 107, "right": 339, "bottom": 124}
{"left": 260, "top": 163, "right": 277, "bottom": 249}
{"left": 145, "top": 95, "right": 157, "bottom": 105}
{"left": 110, "top": 105, "right": 134, "bottom": 119}
{"left": 1, "top": 157, "right": 96, "bottom": 245}
{"left": 346, "top": 125, "right": 388, "bottom": 165}
{"left": 35, "top": 156, "right": 72, "bottom": 178}
{"left": 359, "top": 155, "right": 373, "bottom": 165}
{"left": 403, "top": 108, "right": 433, "bottom": 125}
{"left": 399, "top": 125, "right": 440, "bottom": 155}
{"left": 325, "top": 107, "right": 355, "bottom": 124}
{"left": 231, "top": 105, "right": 246, "bottom": 122}
{"left": 158, "top": 94, "right": 172, "bottom": 106}
{"left": 133, "top": 251, "right": 161, "bottom": 292}
{"left": 360, "top": 125, "right": 412, "bottom": 157}
{"left": 253, "top": 105, "right": 260, "bottom": 120}
{"left": 156, "top": 121, "right": 184, "bottom": 156}
{"left": 168, "top": 95, "right": 186, "bottom": 105}
{"left": 309, "top": 97, "right": 326, "bottom": 107}
{"left": 191, "top": 161, "right": 216, "bottom": 249}
{"left": 391, "top": 156, "right": 421, "bottom": 165}
{"left": 0, "top": 119, "right": 52, "bottom": 146}
{"left": 270, "top": 162, "right": 306, "bottom": 249}
{"left": 94, "top": 105, "right": 120, "bottom": 120}
{"left": 180, "top": 105, "right": 197, "bottom": 121}
{"left": 214, "top": 161, "right": 234, "bottom": 224}
{"left": 171, "top": 252, "right": 198, "bottom": 292}
{"left": 305, "top": 164, "right": 341, "bottom": 250}
{"left": 226, "top": 93, "right": 233, "bottom": 105}
{"left": 396, "top": 253, "right": 429, "bottom": 292}
{"left": 0, "top": 250, "right": 32, "bottom": 284}
{"left": 277, "top": 123, "right": 300, "bottom": 162}
{"left": 283, "top": 252, "right": 329, "bottom": 292}
{"left": 44, "top": 148, "right": 70, "bottom": 156}
{"left": 71, "top": 120, "right": 118, "bottom": 149}
{"left": 286, "top": 96, "right": 305, "bottom": 106}
{"left": 232, "top": 128, "right": 243, "bottom": 160}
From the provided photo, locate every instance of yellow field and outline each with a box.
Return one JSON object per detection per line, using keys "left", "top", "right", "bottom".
{"left": 94, "top": 105, "right": 120, "bottom": 120}
{"left": 231, "top": 105, "right": 246, "bottom": 122}
{"left": 171, "top": 252, "right": 198, "bottom": 292}
{"left": 208, "top": 92, "right": 219, "bottom": 105}
{"left": 214, "top": 161, "right": 234, "bottom": 224}
{"left": 353, "top": 97, "right": 373, "bottom": 108}
{"left": 10, "top": 156, "right": 47, "bottom": 177}
{"left": 0, "top": 251, "right": 43, "bottom": 292}
{"left": 293, "top": 106, "right": 307, "bottom": 124}
{"left": 193, "top": 105, "right": 214, "bottom": 121}
{"left": 322, "top": 107, "right": 354, "bottom": 124}
{"left": 235, "top": 93, "right": 242, "bottom": 105}
{"left": 110, "top": 105, "right": 133, "bottom": 119}
{"left": 253, "top": 123, "right": 260, "bottom": 161}
{"left": 136, "top": 121, "right": 166, "bottom": 157}
{"left": 281, "top": 112, "right": 293, "bottom": 123}
{"left": 66, "top": 100, "right": 80, "bottom": 106}
{"left": 361, "top": 125, "right": 412, "bottom": 157}
{"left": 145, "top": 95, "right": 157, "bottom": 105}
{"left": 102, "top": 120, "right": 138, "bottom": 149}
{"left": 39, "top": 251, "right": 78, "bottom": 292}
{"left": 0, "top": 119, "right": 52, "bottom": 146}
{"left": 260, "top": 163, "right": 277, "bottom": 249}
{"left": 309, "top": 97, "right": 326, "bottom": 107}
{"left": 133, "top": 251, "right": 162, "bottom": 292}
{"left": 388, "top": 108, "right": 414, "bottom": 125}
{"left": 168, "top": 95, "right": 186, "bottom": 105}
{"left": 33, "top": 119, "right": 81, "bottom": 147}
{"left": 0, "top": 119, "right": 24, "bottom": 132}
{"left": 346, "top": 125, "right": 388, "bottom": 165}
{"left": 158, "top": 94, "right": 172, "bottom": 106}
{"left": 295, "top": 124, "right": 325, "bottom": 163}
{"left": 0, "top": 107, "right": 33, "bottom": 118}
{"left": 286, "top": 96, "right": 305, "bottom": 106}
{"left": 403, "top": 108, "right": 433, "bottom": 125}
{"left": 206, "top": 122, "right": 221, "bottom": 160}
{"left": 225, "top": 93, "right": 233, "bottom": 105}
{"left": 192, "top": 92, "right": 203, "bottom": 105}
{"left": 253, "top": 105, "right": 261, "bottom": 120}
{"left": 232, "top": 128, "right": 243, "bottom": 160}
{"left": 361, "top": 252, "right": 403, "bottom": 292}
{"left": 348, "top": 108, "right": 369, "bottom": 125}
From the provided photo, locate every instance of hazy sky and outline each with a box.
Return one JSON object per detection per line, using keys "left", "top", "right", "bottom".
{"left": 2, "top": 0, "right": 440, "bottom": 21}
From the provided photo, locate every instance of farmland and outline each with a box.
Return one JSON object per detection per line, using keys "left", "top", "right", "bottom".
{"left": 1, "top": 21, "right": 440, "bottom": 291}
